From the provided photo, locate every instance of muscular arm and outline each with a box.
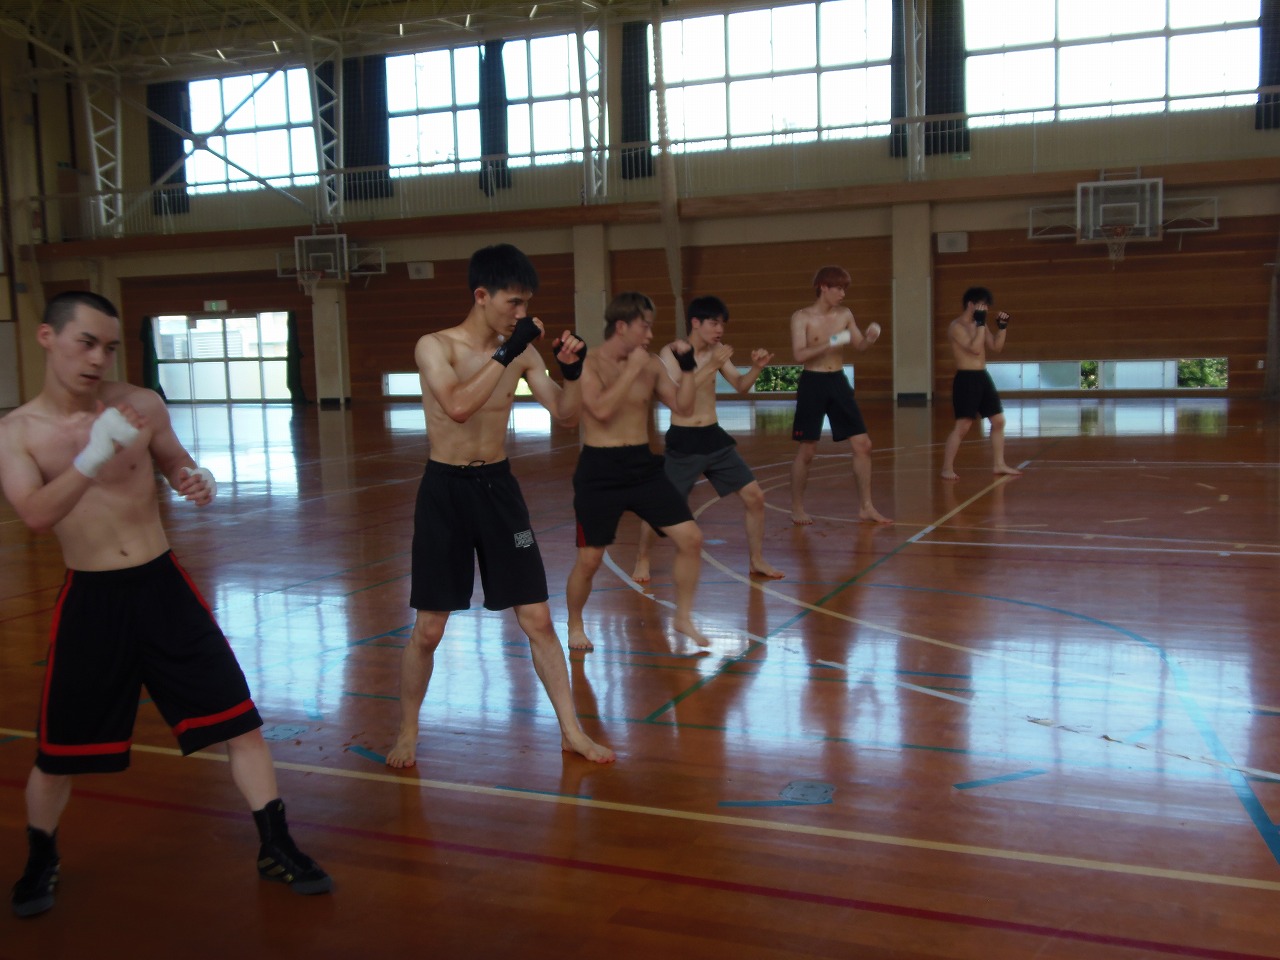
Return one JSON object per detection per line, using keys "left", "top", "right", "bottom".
{"left": 950, "top": 321, "right": 985, "bottom": 359}
{"left": 0, "top": 421, "right": 93, "bottom": 533}
{"left": 417, "top": 333, "right": 506, "bottom": 424}
{"left": 653, "top": 353, "right": 696, "bottom": 416}
{"left": 521, "top": 348, "right": 580, "bottom": 427}
{"left": 791, "top": 311, "right": 835, "bottom": 364}
{"left": 721, "top": 348, "right": 772, "bottom": 395}
{"left": 581, "top": 350, "right": 649, "bottom": 423}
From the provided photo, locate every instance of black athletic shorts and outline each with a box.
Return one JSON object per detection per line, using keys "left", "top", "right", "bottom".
{"left": 36, "top": 552, "right": 262, "bottom": 775}
{"left": 663, "top": 424, "right": 755, "bottom": 498}
{"left": 573, "top": 444, "right": 694, "bottom": 548}
{"left": 951, "top": 369, "right": 1004, "bottom": 421}
{"left": 791, "top": 370, "right": 867, "bottom": 442}
{"left": 410, "top": 459, "right": 549, "bottom": 612}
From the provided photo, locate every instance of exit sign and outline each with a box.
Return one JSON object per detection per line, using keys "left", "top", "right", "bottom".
{"left": 204, "top": 299, "right": 228, "bottom": 312}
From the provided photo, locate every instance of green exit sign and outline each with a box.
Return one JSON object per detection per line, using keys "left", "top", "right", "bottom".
{"left": 203, "top": 299, "right": 228, "bottom": 312}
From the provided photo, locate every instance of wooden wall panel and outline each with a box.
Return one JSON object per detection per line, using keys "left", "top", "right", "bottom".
{"left": 611, "top": 236, "right": 894, "bottom": 397}
{"left": 344, "top": 251, "right": 575, "bottom": 403}
{"left": 932, "top": 215, "right": 1276, "bottom": 397}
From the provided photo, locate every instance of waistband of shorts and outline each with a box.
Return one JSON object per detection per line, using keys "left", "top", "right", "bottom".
{"left": 581, "top": 443, "right": 650, "bottom": 457}
{"left": 425, "top": 458, "right": 513, "bottom": 477}
{"left": 799, "top": 369, "right": 848, "bottom": 381}
{"left": 68, "top": 550, "right": 175, "bottom": 582}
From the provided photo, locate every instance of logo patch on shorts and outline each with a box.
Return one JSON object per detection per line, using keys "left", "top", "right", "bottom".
{"left": 514, "top": 529, "right": 535, "bottom": 549}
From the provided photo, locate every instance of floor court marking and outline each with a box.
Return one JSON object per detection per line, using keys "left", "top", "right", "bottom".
{"left": 3, "top": 728, "right": 1277, "bottom": 893}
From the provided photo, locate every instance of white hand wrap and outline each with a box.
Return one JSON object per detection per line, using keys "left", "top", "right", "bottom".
{"left": 73, "top": 407, "right": 139, "bottom": 478}
{"left": 828, "top": 330, "right": 852, "bottom": 347}
{"left": 182, "top": 466, "right": 218, "bottom": 501}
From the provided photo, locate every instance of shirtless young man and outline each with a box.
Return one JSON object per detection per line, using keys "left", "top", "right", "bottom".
{"left": 789, "top": 266, "right": 892, "bottom": 526}
{"left": 630, "top": 295, "right": 784, "bottom": 584}
{"left": 940, "top": 286, "right": 1022, "bottom": 481}
{"left": 565, "top": 292, "right": 706, "bottom": 652}
{"left": 0, "top": 291, "right": 330, "bottom": 918}
{"left": 387, "top": 243, "right": 614, "bottom": 769}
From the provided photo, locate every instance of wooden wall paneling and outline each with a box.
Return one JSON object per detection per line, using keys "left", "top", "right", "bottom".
{"left": 343, "top": 251, "right": 577, "bottom": 403}
{"left": 611, "top": 236, "right": 895, "bottom": 397}
{"left": 931, "top": 216, "right": 1275, "bottom": 397}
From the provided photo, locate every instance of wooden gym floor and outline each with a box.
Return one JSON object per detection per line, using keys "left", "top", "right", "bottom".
{"left": 2, "top": 395, "right": 1279, "bottom": 960}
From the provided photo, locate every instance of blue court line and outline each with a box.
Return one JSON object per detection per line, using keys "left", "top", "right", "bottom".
{"left": 954, "top": 769, "right": 1049, "bottom": 791}
{"left": 494, "top": 785, "right": 592, "bottom": 800}
{"left": 872, "top": 582, "right": 1280, "bottom": 865}
{"left": 347, "top": 744, "right": 386, "bottom": 764}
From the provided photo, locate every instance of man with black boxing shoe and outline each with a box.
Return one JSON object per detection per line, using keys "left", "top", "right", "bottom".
{"left": 940, "top": 286, "right": 1022, "bottom": 481}
{"left": 387, "top": 243, "right": 614, "bottom": 769}
{"left": 0, "top": 291, "right": 331, "bottom": 918}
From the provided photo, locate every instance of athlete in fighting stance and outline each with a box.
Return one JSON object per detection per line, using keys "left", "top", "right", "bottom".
{"left": 387, "top": 243, "right": 614, "bottom": 769}
{"left": 631, "top": 294, "right": 784, "bottom": 583}
{"left": 0, "top": 291, "right": 331, "bottom": 918}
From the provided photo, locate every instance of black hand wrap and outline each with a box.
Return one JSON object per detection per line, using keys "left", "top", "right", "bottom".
{"left": 973, "top": 309, "right": 987, "bottom": 327}
{"left": 492, "top": 316, "right": 541, "bottom": 367}
{"left": 674, "top": 345, "right": 698, "bottom": 373}
{"left": 554, "top": 334, "right": 586, "bottom": 382}
{"left": 996, "top": 315, "right": 1009, "bottom": 330}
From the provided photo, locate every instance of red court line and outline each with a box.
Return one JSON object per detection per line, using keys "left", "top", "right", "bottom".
{"left": 2, "top": 777, "right": 1272, "bottom": 959}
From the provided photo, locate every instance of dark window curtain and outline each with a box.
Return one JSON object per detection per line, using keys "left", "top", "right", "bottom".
{"left": 286, "top": 311, "right": 308, "bottom": 404}
{"left": 620, "top": 22, "right": 655, "bottom": 179}
{"left": 1258, "top": 0, "right": 1280, "bottom": 129}
{"left": 146, "top": 81, "right": 191, "bottom": 215}
{"left": 891, "top": 0, "right": 970, "bottom": 157}
{"left": 478, "top": 40, "right": 512, "bottom": 195}
{"left": 317, "top": 58, "right": 394, "bottom": 201}
{"left": 139, "top": 316, "right": 165, "bottom": 398}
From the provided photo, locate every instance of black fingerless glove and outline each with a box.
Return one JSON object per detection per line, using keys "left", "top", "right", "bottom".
{"left": 492, "top": 316, "right": 541, "bottom": 367}
{"left": 674, "top": 345, "right": 698, "bottom": 372}
{"left": 554, "top": 334, "right": 586, "bottom": 381}
{"left": 973, "top": 309, "right": 987, "bottom": 327}
{"left": 997, "top": 316, "right": 1009, "bottom": 330}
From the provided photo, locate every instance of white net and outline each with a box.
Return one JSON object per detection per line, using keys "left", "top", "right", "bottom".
{"left": 1102, "top": 225, "right": 1132, "bottom": 265}
{"left": 298, "top": 270, "right": 324, "bottom": 296}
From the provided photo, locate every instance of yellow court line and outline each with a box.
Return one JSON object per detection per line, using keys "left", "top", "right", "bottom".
{"left": 4, "top": 727, "right": 1278, "bottom": 892}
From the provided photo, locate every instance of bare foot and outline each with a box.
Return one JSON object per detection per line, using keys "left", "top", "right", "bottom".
{"left": 750, "top": 560, "right": 786, "bottom": 579}
{"left": 673, "top": 617, "right": 712, "bottom": 648}
{"left": 940, "top": 469, "right": 959, "bottom": 481}
{"left": 994, "top": 464, "right": 1023, "bottom": 477}
{"left": 385, "top": 732, "right": 418, "bottom": 769}
{"left": 631, "top": 558, "right": 650, "bottom": 583}
{"left": 567, "top": 626, "right": 595, "bottom": 652}
{"left": 858, "top": 506, "right": 894, "bottom": 525}
{"left": 791, "top": 509, "right": 814, "bottom": 525}
{"left": 562, "top": 732, "right": 616, "bottom": 764}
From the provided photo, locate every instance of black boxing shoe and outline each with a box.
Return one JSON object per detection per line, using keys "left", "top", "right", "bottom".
{"left": 12, "top": 827, "right": 59, "bottom": 918}
{"left": 257, "top": 838, "right": 332, "bottom": 895}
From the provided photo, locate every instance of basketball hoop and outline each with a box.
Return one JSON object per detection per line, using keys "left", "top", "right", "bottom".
{"left": 1101, "top": 224, "right": 1132, "bottom": 266}
{"left": 298, "top": 269, "right": 324, "bottom": 296}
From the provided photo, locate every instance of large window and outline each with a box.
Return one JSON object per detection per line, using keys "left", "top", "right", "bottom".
{"left": 185, "top": 69, "right": 319, "bottom": 193}
{"left": 387, "top": 31, "right": 599, "bottom": 174}
{"left": 652, "top": 0, "right": 893, "bottom": 152}
{"left": 965, "top": 0, "right": 1262, "bottom": 126}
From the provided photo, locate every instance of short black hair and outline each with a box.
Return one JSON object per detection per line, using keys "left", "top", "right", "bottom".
{"left": 688, "top": 295, "right": 729, "bottom": 323}
{"left": 962, "top": 286, "right": 993, "bottom": 309}
{"left": 468, "top": 243, "right": 540, "bottom": 296}
{"left": 43, "top": 291, "right": 119, "bottom": 332}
